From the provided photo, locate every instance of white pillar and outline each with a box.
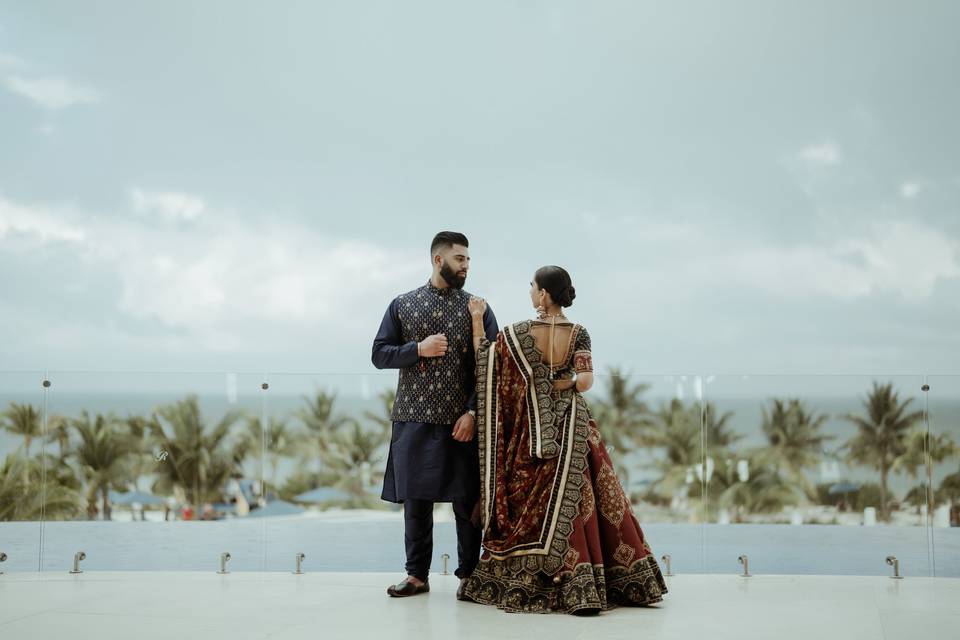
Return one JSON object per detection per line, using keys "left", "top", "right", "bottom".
{"left": 933, "top": 505, "right": 950, "bottom": 528}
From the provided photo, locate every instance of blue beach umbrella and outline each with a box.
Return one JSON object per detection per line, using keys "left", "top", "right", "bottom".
{"left": 246, "top": 500, "right": 306, "bottom": 518}
{"left": 293, "top": 487, "right": 353, "bottom": 503}
{"left": 109, "top": 489, "right": 166, "bottom": 505}
{"left": 828, "top": 482, "right": 861, "bottom": 495}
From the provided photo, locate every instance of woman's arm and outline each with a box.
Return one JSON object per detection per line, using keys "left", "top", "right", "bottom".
{"left": 575, "top": 372, "right": 593, "bottom": 392}
{"left": 551, "top": 373, "right": 593, "bottom": 393}
{"left": 469, "top": 296, "right": 488, "bottom": 352}
{"left": 572, "top": 326, "right": 593, "bottom": 392}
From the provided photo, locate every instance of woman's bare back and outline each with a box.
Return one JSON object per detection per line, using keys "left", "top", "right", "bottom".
{"left": 528, "top": 321, "right": 576, "bottom": 369}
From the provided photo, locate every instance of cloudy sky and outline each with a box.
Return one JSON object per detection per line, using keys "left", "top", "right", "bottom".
{"left": 1, "top": 1, "right": 959, "bottom": 385}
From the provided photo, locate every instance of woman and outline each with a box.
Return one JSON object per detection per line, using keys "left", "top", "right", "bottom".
{"left": 460, "top": 265, "right": 667, "bottom": 614}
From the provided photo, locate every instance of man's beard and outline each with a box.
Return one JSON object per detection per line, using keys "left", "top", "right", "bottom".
{"left": 439, "top": 261, "right": 466, "bottom": 289}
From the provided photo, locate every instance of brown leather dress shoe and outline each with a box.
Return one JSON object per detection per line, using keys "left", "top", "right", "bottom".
{"left": 387, "top": 578, "right": 430, "bottom": 598}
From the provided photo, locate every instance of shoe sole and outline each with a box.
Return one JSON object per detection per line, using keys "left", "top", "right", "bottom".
{"left": 387, "top": 585, "right": 430, "bottom": 597}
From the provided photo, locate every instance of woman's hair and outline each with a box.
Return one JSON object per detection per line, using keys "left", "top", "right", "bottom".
{"left": 534, "top": 265, "right": 576, "bottom": 308}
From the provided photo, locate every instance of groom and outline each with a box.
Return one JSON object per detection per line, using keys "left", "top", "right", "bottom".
{"left": 371, "top": 231, "right": 498, "bottom": 599}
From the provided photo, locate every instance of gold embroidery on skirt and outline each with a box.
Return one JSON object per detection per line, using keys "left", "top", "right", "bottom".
{"left": 580, "top": 473, "right": 595, "bottom": 523}
{"left": 613, "top": 541, "right": 636, "bottom": 566}
{"left": 597, "top": 461, "right": 626, "bottom": 528}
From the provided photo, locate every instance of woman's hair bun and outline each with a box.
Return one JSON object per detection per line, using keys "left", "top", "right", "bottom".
{"left": 534, "top": 265, "right": 576, "bottom": 308}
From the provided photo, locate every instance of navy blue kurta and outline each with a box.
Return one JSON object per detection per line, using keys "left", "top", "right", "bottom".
{"left": 372, "top": 286, "right": 498, "bottom": 503}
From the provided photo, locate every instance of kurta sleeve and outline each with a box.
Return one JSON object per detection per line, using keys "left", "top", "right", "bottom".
{"left": 573, "top": 325, "right": 593, "bottom": 373}
{"left": 371, "top": 298, "right": 420, "bottom": 369}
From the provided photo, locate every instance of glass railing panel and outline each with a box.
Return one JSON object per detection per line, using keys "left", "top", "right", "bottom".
{"left": 704, "top": 374, "right": 931, "bottom": 576}
{"left": 262, "top": 372, "right": 404, "bottom": 573}
{"left": 591, "top": 371, "right": 706, "bottom": 574}
{"left": 927, "top": 375, "right": 960, "bottom": 577}
{"left": 0, "top": 372, "right": 48, "bottom": 571}
{"left": 38, "top": 371, "right": 264, "bottom": 571}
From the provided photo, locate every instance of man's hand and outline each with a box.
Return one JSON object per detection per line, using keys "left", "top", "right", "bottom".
{"left": 419, "top": 333, "right": 448, "bottom": 358}
{"left": 452, "top": 412, "right": 475, "bottom": 442}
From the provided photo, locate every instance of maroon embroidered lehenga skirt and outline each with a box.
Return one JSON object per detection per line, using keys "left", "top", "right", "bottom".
{"left": 461, "top": 322, "right": 667, "bottom": 614}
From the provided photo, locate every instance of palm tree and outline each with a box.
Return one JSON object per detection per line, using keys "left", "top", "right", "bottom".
{"left": 244, "top": 415, "right": 298, "bottom": 497}
{"left": 893, "top": 429, "right": 956, "bottom": 513}
{"left": 645, "top": 399, "right": 703, "bottom": 500}
{"left": 296, "top": 389, "right": 350, "bottom": 476}
{"left": 122, "top": 415, "right": 165, "bottom": 496}
{"left": 2, "top": 402, "right": 43, "bottom": 455}
{"left": 704, "top": 402, "right": 740, "bottom": 451}
{"left": 715, "top": 452, "right": 802, "bottom": 521}
{"left": 760, "top": 398, "right": 833, "bottom": 500}
{"left": 645, "top": 398, "right": 739, "bottom": 505}
{"left": 320, "top": 418, "right": 388, "bottom": 505}
{"left": 592, "top": 367, "right": 655, "bottom": 451}
{"left": 70, "top": 411, "right": 140, "bottom": 520}
{"left": 842, "top": 382, "right": 923, "bottom": 521}
{"left": 41, "top": 415, "right": 85, "bottom": 499}
{"left": 2, "top": 405, "right": 83, "bottom": 517}
{"left": 591, "top": 367, "right": 656, "bottom": 487}
{"left": 144, "top": 395, "right": 247, "bottom": 507}
{"left": 362, "top": 389, "right": 396, "bottom": 440}
{"left": 0, "top": 453, "right": 82, "bottom": 521}
{"left": 45, "top": 414, "right": 72, "bottom": 460}
{"left": 937, "top": 470, "right": 960, "bottom": 507}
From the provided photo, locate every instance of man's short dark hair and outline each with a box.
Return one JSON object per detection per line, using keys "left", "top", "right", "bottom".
{"left": 430, "top": 231, "right": 469, "bottom": 256}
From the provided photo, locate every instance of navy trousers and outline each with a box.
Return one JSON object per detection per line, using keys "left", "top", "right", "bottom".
{"left": 382, "top": 421, "right": 481, "bottom": 581}
{"left": 403, "top": 497, "right": 481, "bottom": 582}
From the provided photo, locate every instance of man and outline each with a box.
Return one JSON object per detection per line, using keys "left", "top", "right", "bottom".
{"left": 371, "top": 231, "right": 498, "bottom": 599}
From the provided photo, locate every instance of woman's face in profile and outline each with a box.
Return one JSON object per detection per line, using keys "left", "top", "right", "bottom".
{"left": 529, "top": 275, "right": 542, "bottom": 309}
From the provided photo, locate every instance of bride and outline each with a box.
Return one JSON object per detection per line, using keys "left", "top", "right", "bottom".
{"left": 460, "top": 265, "right": 667, "bottom": 614}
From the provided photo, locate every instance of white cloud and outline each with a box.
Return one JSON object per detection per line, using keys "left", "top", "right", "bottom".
{"left": 625, "top": 218, "right": 959, "bottom": 302}
{"left": 899, "top": 180, "right": 923, "bottom": 199}
{"left": 0, "top": 195, "right": 87, "bottom": 244}
{"left": 780, "top": 140, "right": 846, "bottom": 197}
{"left": 797, "top": 141, "right": 842, "bottom": 166}
{"left": 106, "top": 220, "right": 424, "bottom": 349}
{"left": 3, "top": 190, "right": 957, "bottom": 374}
{"left": 130, "top": 188, "right": 207, "bottom": 221}
{"left": 837, "top": 221, "right": 959, "bottom": 299}
{"left": 0, "top": 191, "right": 424, "bottom": 354}
{"left": 3, "top": 74, "right": 100, "bottom": 109}
{"left": 0, "top": 52, "right": 23, "bottom": 69}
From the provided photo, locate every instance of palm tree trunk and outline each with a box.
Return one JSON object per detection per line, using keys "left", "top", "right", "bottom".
{"left": 879, "top": 462, "right": 889, "bottom": 521}
{"left": 911, "top": 471, "right": 921, "bottom": 515}
{"left": 101, "top": 486, "right": 111, "bottom": 521}
{"left": 86, "top": 487, "right": 98, "bottom": 520}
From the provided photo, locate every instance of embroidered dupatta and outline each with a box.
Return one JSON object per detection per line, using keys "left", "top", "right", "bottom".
{"left": 466, "top": 320, "right": 668, "bottom": 613}
{"left": 474, "top": 320, "right": 590, "bottom": 570}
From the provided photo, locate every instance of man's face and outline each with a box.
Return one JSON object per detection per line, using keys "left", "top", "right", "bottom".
{"left": 438, "top": 244, "right": 470, "bottom": 289}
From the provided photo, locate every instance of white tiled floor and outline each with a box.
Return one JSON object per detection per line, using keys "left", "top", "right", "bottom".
{"left": 1, "top": 571, "right": 958, "bottom": 640}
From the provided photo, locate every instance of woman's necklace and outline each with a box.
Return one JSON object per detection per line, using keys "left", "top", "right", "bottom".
{"left": 535, "top": 308, "right": 565, "bottom": 321}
